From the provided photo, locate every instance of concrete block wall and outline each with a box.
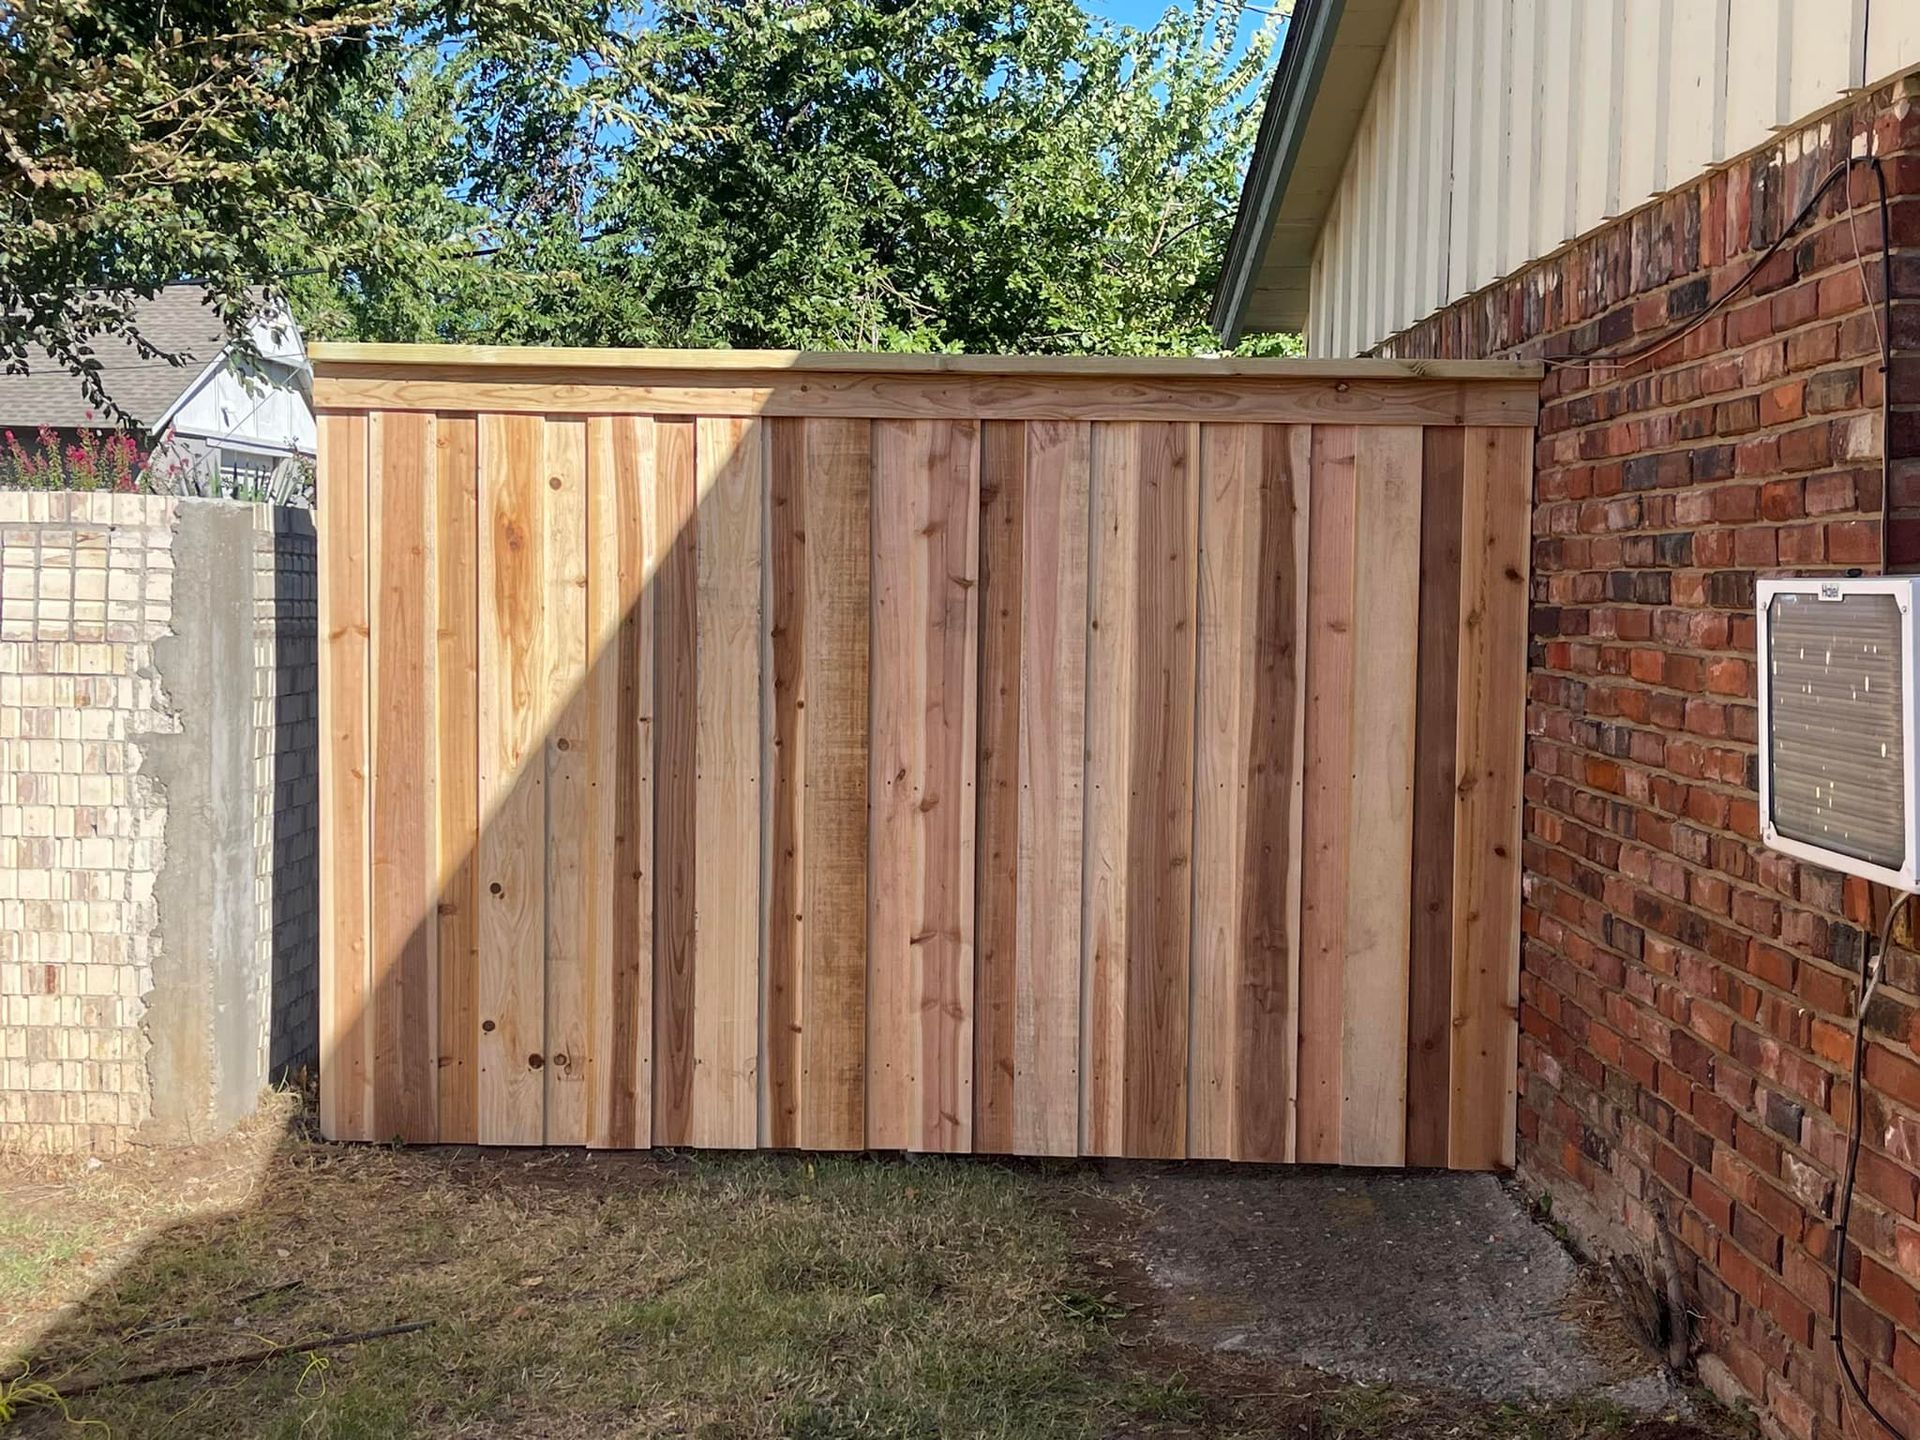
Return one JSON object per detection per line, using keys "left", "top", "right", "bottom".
{"left": 0, "top": 493, "right": 175, "bottom": 1150}
{"left": 1379, "top": 77, "right": 1920, "bottom": 1439}
{"left": 253, "top": 510, "right": 319, "bottom": 1084}
{"left": 0, "top": 492, "right": 317, "bottom": 1153}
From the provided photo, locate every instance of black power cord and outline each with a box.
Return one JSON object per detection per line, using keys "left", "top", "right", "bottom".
{"left": 1547, "top": 153, "right": 1892, "bottom": 569}
{"left": 1835, "top": 891, "right": 1918, "bottom": 1439}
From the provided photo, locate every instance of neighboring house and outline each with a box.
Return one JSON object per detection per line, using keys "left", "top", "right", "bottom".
{"left": 0, "top": 286, "right": 316, "bottom": 497}
{"left": 1216, "top": 6, "right": 1920, "bottom": 1439}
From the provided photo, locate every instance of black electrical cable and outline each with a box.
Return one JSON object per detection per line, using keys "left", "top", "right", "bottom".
{"left": 1835, "top": 892, "right": 1918, "bottom": 1439}
{"left": 1546, "top": 154, "right": 1893, "bottom": 570}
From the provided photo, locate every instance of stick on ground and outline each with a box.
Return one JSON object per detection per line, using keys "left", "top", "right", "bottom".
{"left": 52, "top": 1321, "right": 432, "bottom": 1402}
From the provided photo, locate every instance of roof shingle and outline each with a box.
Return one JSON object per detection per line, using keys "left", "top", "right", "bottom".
{"left": 0, "top": 288, "right": 235, "bottom": 431}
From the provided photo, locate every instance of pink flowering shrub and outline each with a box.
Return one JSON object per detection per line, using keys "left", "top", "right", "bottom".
{"left": 1, "top": 424, "right": 154, "bottom": 492}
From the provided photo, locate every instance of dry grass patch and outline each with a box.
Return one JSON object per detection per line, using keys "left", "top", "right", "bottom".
{"left": 1, "top": 1124, "right": 1109, "bottom": 1439}
{"left": 0, "top": 1107, "right": 1753, "bottom": 1440}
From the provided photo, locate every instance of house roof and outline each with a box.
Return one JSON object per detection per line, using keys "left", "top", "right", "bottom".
{"left": 1210, "top": 0, "right": 1406, "bottom": 345}
{"left": 0, "top": 288, "right": 238, "bottom": 432}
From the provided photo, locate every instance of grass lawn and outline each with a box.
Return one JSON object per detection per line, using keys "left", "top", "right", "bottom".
{"left": 0, "top": 1098, "right": 1750, "bottom": 1439}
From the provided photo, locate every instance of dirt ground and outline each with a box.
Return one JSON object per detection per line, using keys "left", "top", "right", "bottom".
{"left": 0, "top": 1097, "right": 1754, "bottom": 1439}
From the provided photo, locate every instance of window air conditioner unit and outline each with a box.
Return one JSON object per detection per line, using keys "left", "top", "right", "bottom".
{"left": 1758, "top": 577, "right": 1920, "bottom": 889}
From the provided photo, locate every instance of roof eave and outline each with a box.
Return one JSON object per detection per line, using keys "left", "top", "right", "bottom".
{"left": 1210, "top": 0, "right": 1348, "bottom": 348}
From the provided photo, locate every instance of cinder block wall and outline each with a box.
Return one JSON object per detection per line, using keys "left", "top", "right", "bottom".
{"left": 1380, "top": 78, "right": 1920, "bottom": 1439}
{"left": 0, "top": 492, "right": 317, "bottom": 1153}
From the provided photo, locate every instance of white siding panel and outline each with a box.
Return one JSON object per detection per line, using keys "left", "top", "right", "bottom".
{"left": 1618, "top": 0, "right": 1663, "bottom": 205}
{"left": 1786, "top": 0, "right": 1863, "bottom": 121}
{"left": 1532, "top": 0, "right": 1573, "bottom": 262}
{"left": 1354, "top": 111, "right": 1373, "bottom": 354}
{"left": 1394, "top": 15, "right": 1419, "bottom": 328}
{"left": 1571, "top": 0, "right": 1618, "bottom": 238}
{"left": 1471, "top": 0, "right": 1509, "bottom": 290}
{"left": 1404, "top": 0, "right": 1429, "bottom": 326}
{"left": 1310, "top": 227, "right": 1326, "bottom": 357}
{"left": 1374, "top": 75, "right": 1390, "bottom": 349}
{"left": 1503, "top": 0, "right": 1538, "bottom": 282}
{"left": 1665, "top": 0, "right": 1724, "bottom": 184}
{"left": 1423, "top": 0, "right": 1454, "bottom": 321}
{"left": 1867, "top": 0, "right": 1920, "bottom": 82}
{"left": 1724, "top": 0, "right": 1785, "bottom": 136}
{"left": 1445, "top": 0, "right": 1476, "bottom": 306}
{"left": 1344, "top": 182, "right": 1361, "bottom": 357}
{"left": 1318, "top": 203, "right": 1336, "bottom": 357}
{"left": 1297, "top": 0, "right": 1918, "bottom": 357}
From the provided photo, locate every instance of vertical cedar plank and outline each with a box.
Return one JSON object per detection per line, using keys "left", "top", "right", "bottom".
{"left": 1189, "top": 423, "right": 1259, "bottom": 1161}
{"left": 1014, "top": 419, "right": 1089, "bottom": 1157}
{"left": 544, "top": 419, "right": 591, "bottom": 1144}
{"left": 921, "top": 420, "right": 979, "bottom": 1155}
{"left": 616, "top": 416, "right": 657, "bottom": 1147}
{"left": 371, "top": 411, "right": 438, "bottom": 1143}
{"left": 1340, "top": 426, "right": 1423, "bottom": 1167}
{"left": 1450, "top": 426, "right": 1531, "bottom": 1172}
{"left": 1295, "top": 426, "right": 1356, "bottom": 1165}
{"left": 974, "top": 420, "right": 1025, "bottom": 1154}
{"left": 435, "top": 415, "right": 480, "bottom": 1145}
{"left": 1407, "top": 427, "right": 1465, "bottom": 1168}
{"left": 1082, "top": 422, "right": 1137, "bottom": 1157}
{"left": 867, "top": 420, "right": 915, "bottom": 1151}
{"left": 588, "top": 416, "right": 654, "bottom": 1148}
{"left": 766, "top": 419, "right": 806, "bottom": 1147}
{"left": 319, "top": 412, "right": 371, "bottom": 1141}
{"left": 652, "top": 419, "right": 698, "bottom": 1146}
{"left": 869, "top": 419, "right": 978, "bottom": 1152}
{"left": 1235, "top": 425, "right": 1309, "bottom": 1162}
{"left": 799, "top": 420, "right": 871, "bottom": 1150}
{"left": 1121, "top": 422, "right": 1198, "bottom": 1160}
{"left": 477, "top": 412, "right": 548, "bottom": 1144}
{"left": 692, "top": 415, "right": 763, "bottom": 1148}
{"left": 770, "top": 419, "right": 871, "bottom": 1150}
{"left": 583, "top": 420, "right": 620, "bottom": 1147}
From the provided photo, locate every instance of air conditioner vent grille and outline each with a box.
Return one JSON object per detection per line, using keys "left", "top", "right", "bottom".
{"left": 1766, "top": 591, "right": 1906, "bottom": 870}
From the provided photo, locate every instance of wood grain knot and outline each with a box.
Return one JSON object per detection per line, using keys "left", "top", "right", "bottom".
{"left": 528, "top": 1053, "right": 545, "bottom": 1069}
{"left": 489, "top": 881, "right": 504, "bottom": 896}
{"left": 481, "top": 1019, "right": 496, "bottom": 1033}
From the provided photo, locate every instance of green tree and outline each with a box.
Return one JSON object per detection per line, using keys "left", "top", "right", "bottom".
{"left": 7, "top": 0, "right": 1292, "bottom": 404}
{"left": 0, "top": 0, "right": 613, "bottom": 412}
{"left": 300, "top": 0, "right": 1286, "bottom": 355}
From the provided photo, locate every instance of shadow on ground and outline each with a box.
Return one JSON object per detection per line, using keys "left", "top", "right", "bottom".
{"left": 0, "top": 1103, "right": 1754, "bottom": 1440}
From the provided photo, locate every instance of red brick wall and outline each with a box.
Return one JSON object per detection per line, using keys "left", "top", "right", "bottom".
{"left": 1379, "top": 76, "right": 1920, "bottom": 1439}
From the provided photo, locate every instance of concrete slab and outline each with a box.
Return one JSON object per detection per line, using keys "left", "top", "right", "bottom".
{"left": 1121, "top": 1166, "right": 1691, "bottom": 1411}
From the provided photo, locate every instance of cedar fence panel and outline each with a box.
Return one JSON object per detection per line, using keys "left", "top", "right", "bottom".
{"left": 314, "top": 347, "right": 1538, "bottom": 1171}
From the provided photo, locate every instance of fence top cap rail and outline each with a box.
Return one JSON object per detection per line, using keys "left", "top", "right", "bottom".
{"left": 308, "top": 341, "right": 1543, "bottom": 383}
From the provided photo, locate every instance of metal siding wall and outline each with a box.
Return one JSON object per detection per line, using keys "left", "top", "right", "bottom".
{"left": 1303, "top": 0, "right": 1913, "bottom": 357}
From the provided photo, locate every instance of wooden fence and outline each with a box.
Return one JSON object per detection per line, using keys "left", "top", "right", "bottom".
{"left": 312, "top": 347, "right": 1539, "bottom": 1170}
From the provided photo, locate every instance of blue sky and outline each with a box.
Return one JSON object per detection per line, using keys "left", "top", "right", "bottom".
{"left": 1084, "top": 0, "right": 1284, "bottom": 56}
